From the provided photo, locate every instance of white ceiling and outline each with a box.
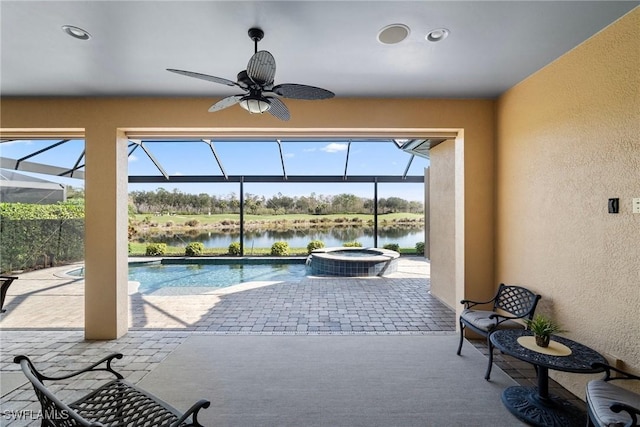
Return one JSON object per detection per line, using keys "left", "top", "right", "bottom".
{"left": 1, "top": 1, "right": 637, "bottom": 99}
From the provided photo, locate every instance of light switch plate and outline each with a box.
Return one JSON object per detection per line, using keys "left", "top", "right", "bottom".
{"left": 633, "top": 198, "right": 640, "bottom": 214}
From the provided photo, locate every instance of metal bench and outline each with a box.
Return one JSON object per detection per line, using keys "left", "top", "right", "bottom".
{"left": 15, "top": 353, "right": 210, "bottom": 427}
{"left": 456, "top": 283, "right": 541, "bottom": 380}
{"left": 587, "top": 362, "right": 640, "bottom": 427}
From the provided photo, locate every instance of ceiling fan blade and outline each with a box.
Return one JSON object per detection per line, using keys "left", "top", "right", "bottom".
{"left": 266, "top": 97, "right": 290, "bottom": 121}
{"left": 167, "top": 69, "right": 239, "bottom": 87}
{"left": 246, "top": 51, "right": 276, "bottom": 86}
{"left": 208, "top": 95, "right": 243, "bottom": 112}
{"left": 272, "top": 83, "right": 334, "bottom": 100}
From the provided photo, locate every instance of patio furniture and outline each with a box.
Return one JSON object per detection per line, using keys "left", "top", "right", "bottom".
{"left": 587, "top": 362, "right": 640, "bottom": 427}
{"left": 0, "top": 275, "right": 18, "bottom": 313}
{"left": 15, "top": 353, "right": 210, "bottom": 427}
{"left": 491, "top": 329, "right": 607, "bottom": 427}
{"left": 456, "top": 283, "right": 541, "bottom": 380}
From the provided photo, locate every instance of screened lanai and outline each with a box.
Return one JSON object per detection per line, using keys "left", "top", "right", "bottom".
{"left": 0, "top": 136, "right": 450, "bottom": 253}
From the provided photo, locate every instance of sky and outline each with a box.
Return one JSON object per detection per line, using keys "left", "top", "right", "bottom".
{"left": 0, "top": 139, "right": 429, "bottom": 201}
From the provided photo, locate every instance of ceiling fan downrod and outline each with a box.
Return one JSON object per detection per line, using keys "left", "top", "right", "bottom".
{"left": 248, "top": 28, "right": 264, "bottom": 54}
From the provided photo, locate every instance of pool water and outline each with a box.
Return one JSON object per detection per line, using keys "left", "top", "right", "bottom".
{"left": 329, "top": 250, "right": 382, "bottom": 257}
{"left": 68, "top": 262, "right": 308, "bottom": 295}
{"left": 132, "top": 263, "right": 307, "bottom": 293}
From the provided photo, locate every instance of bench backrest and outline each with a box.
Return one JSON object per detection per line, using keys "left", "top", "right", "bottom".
{"left": 493, "top": 283, "right": 541, "bottom": 319}
{"left": 15, "top": 356, "right": 99, "bottom": 426}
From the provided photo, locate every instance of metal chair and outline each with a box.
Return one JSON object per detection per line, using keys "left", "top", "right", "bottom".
{"left": 456, "top": 283, "right": 541, "bottom": 380}
{"left": 587, "top": 362, "right": 640, "bottom": 427}
{"left": 0, "top": 275, "right": 18, "bottom": 313}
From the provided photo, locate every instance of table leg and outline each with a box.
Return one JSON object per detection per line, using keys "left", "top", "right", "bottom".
{"left": 538, "top": 366, "right": 549, "bottom": 400}
{"left": 501, "top": 366, "right": 586, "bottom": 427}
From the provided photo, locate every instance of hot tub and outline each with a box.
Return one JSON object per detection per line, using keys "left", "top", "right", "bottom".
{"left": 306, "top": 247, "right": 400, "bottom": 277}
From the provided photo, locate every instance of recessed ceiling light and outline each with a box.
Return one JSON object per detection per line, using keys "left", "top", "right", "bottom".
{"left": 426, "top": 28, "right": 449, "bottom": 42}
{"left": 377, "top": 24, "right": 410, "bottom": 45}
{"left": 62, "top": 25, "right": 91, "bottom": 40}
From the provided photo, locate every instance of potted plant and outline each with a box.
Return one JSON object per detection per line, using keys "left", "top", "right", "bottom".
{"left": 524, "top": 314, "right": 565, "bottom": 347}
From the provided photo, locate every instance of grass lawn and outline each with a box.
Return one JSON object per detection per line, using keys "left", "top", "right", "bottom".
{"left": 133, "top": 212, "right": 423, "bottom": 226}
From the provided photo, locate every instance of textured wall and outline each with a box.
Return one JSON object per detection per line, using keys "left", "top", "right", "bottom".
{"left": 429, "top": 140, "right": 457, "bottom": 307}
{"left": 497, "top": 8, "right": 640, "bottom": 396}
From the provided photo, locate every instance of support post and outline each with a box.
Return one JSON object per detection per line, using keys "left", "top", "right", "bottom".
{"left": 240, "top": 178, "right": 244, "bottom": 256}
{"left": 84, "top": 127, "right": 129, "bottom": 339}
{"left": 374, "top": 178, "right": 378, "bottom": 248}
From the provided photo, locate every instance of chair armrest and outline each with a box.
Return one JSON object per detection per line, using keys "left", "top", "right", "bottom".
{"left": 460, "top": 296, "right": 497, "bottom": 309}
{"left": 172, "top": 399, "right": 211, "bottom": 427}
{"left": 591, "top": 363, "right": 640, "bottom": 382}
{"left": 489, "top": 312, "right": 531, "bottom": 322}
{"left": 610, "top": 402, "right": 640, "bottom": 427}
{"left": 486, "top": 313, "right": 528, "bottom": 330}
{"left": 14, "top": 353, "right": 124, "bottom": 382}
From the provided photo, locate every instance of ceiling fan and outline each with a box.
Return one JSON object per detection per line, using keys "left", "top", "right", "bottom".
{"left": 167, "top": 28, "right": 335, "bottom": 121}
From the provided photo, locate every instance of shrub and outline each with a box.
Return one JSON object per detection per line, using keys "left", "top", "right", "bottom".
{"left": 270, "top": 241, "right": 290, "bottom": 256}
{"left": 145, "top": 243, "right": 167, "bottom": 256}
{"left": 342, "top": 241, "right": 362, "bottom": 247}
{"left": 165, "top": 221, "right": 174, "bottom": 227}
{"left": 383, "top": 243, "right": 400, "bottom": 252}
{"left": 185, "top": 219, "right": 200, "bottom": 227}
{"left": 415, "top": 242, "right": 425, "bottom": 255}
{"left": 307, "top": 240, "right": 325, "bottom": 254}
{"left": 185, "top": 242, "right": 204, "bottom": 256}
{"left": 228, "top": 241, "right": 241, "bottom": 255}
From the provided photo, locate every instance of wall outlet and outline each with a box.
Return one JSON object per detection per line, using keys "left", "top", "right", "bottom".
{"left": 633, "top": 198, "right": 640, "bottom": 214}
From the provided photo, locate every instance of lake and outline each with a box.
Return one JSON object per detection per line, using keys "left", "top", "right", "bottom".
{"left": 138, "top": 226, "right": 424, "bottom": 249}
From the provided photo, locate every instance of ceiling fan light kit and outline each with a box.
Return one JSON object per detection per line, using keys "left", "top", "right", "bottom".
{"left": 167, "top": 27, "right": 334, "bottom": 121}
{"left": 239, "top": 95, "right": 271, "bottom": 114}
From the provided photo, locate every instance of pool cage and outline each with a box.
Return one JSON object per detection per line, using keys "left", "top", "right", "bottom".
{"left": 1, "top": 136, "right": 451, "bottom": 255}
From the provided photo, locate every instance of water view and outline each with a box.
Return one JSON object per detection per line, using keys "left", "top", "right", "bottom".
{"left": 138, "top": 227, "right": 424, "bottom": 249}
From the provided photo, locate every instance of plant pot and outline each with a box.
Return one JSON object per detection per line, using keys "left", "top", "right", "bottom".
{"left": 535, "top": 334, "right": 550, "bottom": 348}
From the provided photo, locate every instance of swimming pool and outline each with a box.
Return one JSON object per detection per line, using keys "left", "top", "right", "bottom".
{"left": 67, "top": 259, "right": 308, "bottom": 295}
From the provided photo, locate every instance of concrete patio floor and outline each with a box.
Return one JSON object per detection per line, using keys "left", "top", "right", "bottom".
{"left": 0, "top": 257, "right": 586, "bottom": 426}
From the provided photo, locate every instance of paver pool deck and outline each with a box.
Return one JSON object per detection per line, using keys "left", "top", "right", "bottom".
{"left": 0, "top": 257, "right": 453, "bottom": 333}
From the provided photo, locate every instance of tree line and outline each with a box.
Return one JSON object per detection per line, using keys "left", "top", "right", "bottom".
{"left": 129, "top": 188, "right": 423, "bottom": 215}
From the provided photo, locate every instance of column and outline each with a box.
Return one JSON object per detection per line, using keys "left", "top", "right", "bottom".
{"left": 84, "top": 127, "right": 129, "bottom": 339}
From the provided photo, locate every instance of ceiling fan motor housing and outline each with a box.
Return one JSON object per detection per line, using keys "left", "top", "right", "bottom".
{"left": 237, "top": 70, "right": 253, "bottom": 88}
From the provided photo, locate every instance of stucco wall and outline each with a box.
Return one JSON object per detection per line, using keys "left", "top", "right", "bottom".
{"left": 496, "top": 8, "right": 640, "bottom": 396}
{"left": 429, "top": 140, "right": 456, "bottom": 306}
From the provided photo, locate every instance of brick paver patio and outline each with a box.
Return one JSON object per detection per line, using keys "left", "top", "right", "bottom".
{"left": 0, "top": 257, "right": 584, "bottom": 425}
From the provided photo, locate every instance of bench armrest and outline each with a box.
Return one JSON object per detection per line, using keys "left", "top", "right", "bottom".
{"left": 591, "top": 363, "right": 640, "bottom": 382}
{"left": 172, "top": 399, "right": 211, "bottom": 427}
{"left": 611, "top": 402, "right": 640, "bottom": 427}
